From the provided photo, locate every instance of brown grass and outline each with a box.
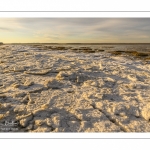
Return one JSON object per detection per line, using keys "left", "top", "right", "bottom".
{"left": 108, "top": 50, "right": 150, "bottom": 61}
{"left": 71, "top": 48, "right": 78, "bottom": 50}
{"left": 133, "top": 52, "right": 149, "bottom": 57}
{"left": 144, "top": 57, "right": 150, "bottom": 61}
{"left": 124, "top": 51, "right": 149, "bottom": 57}
{"left": 108, "top": 51, "right": 122, "bottom": 55}
{"left": 83, "top": 50, "right": 95, "bottom": 53}
{"left": 79, "top": 47, "right": 92, "bottom": 50}
{"left": 51, "top": 47, "right": 67, "bottom": 50}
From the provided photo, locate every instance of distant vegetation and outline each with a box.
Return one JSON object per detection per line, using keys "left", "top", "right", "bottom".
{"left": 108, "top": 50, "right": 150, "bottom": 62}
{"left": 0, "top": 42, "right": 3, "bottom": 45}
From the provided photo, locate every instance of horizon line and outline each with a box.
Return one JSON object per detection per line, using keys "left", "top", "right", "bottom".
{"left": 2, "top": 42, "right": 150, "bottom": 45}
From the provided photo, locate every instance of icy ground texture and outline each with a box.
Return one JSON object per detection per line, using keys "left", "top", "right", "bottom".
{"left": 0, "top": 45, "right": 150, "bottom": 132}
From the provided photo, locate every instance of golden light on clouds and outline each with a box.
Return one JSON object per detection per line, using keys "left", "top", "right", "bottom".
{"left": 0, "top": 18, "right": 150, "bottom": 43}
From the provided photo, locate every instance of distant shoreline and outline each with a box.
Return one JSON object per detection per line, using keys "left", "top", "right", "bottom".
{"left": 4, "top": 43, "right": 150, "bottom": 45}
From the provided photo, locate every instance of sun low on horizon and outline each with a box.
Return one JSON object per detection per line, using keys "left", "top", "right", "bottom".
{"left": 0, "top": 18, "right": 150, "bottom": 43}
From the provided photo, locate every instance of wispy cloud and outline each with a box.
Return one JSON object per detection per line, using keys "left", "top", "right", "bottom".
{"left": 0, "top": 27, "right": 13, "bottom": 31}
{"left": 0, "top": 18, "right": 150, "bottom": 43}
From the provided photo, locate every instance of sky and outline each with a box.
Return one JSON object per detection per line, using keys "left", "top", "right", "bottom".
{"left": 0, "top": 18, "right": 150, "bottom": 43}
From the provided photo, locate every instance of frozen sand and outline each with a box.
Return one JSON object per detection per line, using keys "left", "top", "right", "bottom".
{"left": 0, "top": 44, "right": 150, "bottom": 132}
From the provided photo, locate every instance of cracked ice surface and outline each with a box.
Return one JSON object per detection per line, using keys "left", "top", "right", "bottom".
{"left": 0, "top": 44, "right": 150, "bottom": 132}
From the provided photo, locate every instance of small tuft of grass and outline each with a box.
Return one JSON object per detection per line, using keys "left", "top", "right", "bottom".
{"left": 71, "top": 48, "right": 78, "bottom": 51}
{"left": 108, "top": 50, "right": 150, "bottom": 62}
{"left": 134, "top": 52, "right": 149, "bottom": 57}
{"left": 144, "top": 57, "right": 150, "bottom": 62}
{"left": 124, "top": 51, "right": 149, "bottom": 57}
{"left": 79, "top": 47, "right": 92, "bottom": 50}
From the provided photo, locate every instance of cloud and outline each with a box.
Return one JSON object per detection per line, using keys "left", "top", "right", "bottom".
{"left": 0, "top": 18, "right": 150, "bottom": 43}
{"left": 0, "top": 27, "right": 14, "bottom": 31}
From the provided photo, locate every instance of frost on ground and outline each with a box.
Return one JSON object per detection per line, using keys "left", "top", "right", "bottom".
{"left": 0, "top": 44, "right": 150, "bottom": 132}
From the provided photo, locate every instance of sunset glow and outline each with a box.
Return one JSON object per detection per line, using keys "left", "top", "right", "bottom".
{"left": 0, "top": 18, "right": 150, "bottom": 43}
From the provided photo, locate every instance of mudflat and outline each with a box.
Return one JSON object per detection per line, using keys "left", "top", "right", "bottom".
{"left": 0, "top": 44, "right": 150, "bottom": 132}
